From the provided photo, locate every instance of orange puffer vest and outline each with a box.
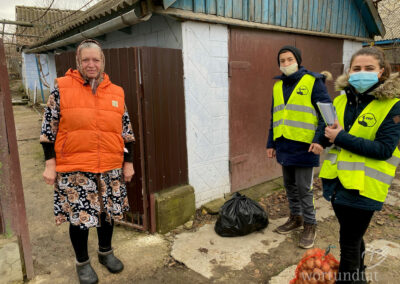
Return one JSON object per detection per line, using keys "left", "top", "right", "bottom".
{"left": 55, "top": 69, "right": 125, "bottom": 173}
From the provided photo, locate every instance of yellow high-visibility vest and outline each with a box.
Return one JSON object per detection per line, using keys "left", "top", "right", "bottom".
{"left": 273, "top": 74, "right": 317, "bottom": 144}
{"left": 319, "top": 94, "right": 400, "bottom": 202}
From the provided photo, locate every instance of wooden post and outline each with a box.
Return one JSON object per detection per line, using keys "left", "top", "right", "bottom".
{"left": 0, "top": 38, "right": 34, "bottom": 279}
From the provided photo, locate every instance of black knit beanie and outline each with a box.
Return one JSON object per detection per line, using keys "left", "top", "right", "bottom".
{"left": 277, "top": 45, "right": 302, "bottom": 66}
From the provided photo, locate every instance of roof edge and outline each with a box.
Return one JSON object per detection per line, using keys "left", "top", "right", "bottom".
{"left": 355, "top": 0, "right": 386, "bottom": 38}
{"left": 25, "top": 10, "right": 152, "bottom": 53}
{"left": 364, "top": 38, "right": 400, "bottom": 46}
{"left": 15, "top": 5, "right": 78, "bottom": 13}
{"left": 24, "top": 0, "right": 142, "bottom": 50}
{"left": 163, "top": 0, "right": 177, "bottom": 9}
{"left": 156, "top": 7, "right": 372, "bottom": 42}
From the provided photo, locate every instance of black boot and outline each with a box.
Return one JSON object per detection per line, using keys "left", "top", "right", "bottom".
{"left": 275, "top": 214, "right": 303, "bottom": 234}
{"left": 98, "top": 249, "right": 124, "bottom": 273}
{"left": 76, "top": 259, "right": 98, "bottom": 284}
{"left": 299, "top": 223, "right": 317, "bottom": 249}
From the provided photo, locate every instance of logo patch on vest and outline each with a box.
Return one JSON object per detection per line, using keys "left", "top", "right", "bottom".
{"left": 296, "top": 85, "right": 309, "bottom": 96}
{"left": 358, "top": 113, "right": 376, "bottom": 127}
{"left": 112, "top": 100, "right": 119, "bottom": 107}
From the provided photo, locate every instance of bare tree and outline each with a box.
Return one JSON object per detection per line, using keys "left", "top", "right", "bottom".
{"left": 375, "top": 0, "right": 400, "bottom": 70}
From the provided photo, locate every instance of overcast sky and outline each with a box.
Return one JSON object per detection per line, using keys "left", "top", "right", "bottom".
{"left": 0, "top": 0, "right": 99, "bottom": 21}
{"left": 0, "top": 0, "right": 100, "bottom": 34}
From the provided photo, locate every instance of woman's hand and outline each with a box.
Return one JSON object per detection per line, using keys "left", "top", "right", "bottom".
{"left": 308, "top": 143, "right": 323, "bottom": 155}
{"left": 325, "top": 120, "right": 343, "bottom": 143}
{"left": 43, "top": 158, "right": 57, "bottom": 185}
{"left": 266, "top": 148, "right": 276, "bottom": 158}
{"left": 123, "top": 162, "right": 135, "bottom": 183}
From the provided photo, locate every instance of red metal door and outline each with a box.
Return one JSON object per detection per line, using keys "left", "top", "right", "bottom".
{"left": 294, "top": 34, "right": 344, "bottom": 98}
{"left": 229, "top": 28, "right": 343, "bottom": 192}
{"left": 229, "top": 28, "right": 295, "bottom": 192}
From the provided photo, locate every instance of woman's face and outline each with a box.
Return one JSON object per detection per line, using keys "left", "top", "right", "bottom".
{"left": 349, "top": 55, "right": 384, "bottom": 78}
{"left": 79, "top": 47, "right": 102, "bottom": 79}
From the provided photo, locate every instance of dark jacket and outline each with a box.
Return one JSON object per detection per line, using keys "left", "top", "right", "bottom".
{"left": 322, "top": 72, "right": 400, "bottom": 211}
{"left": 266, "top": 66, "right": 332, "bottom": 167}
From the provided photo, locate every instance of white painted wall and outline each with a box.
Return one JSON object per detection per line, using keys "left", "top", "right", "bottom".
{"left": 101, "top": 15, "right": 182, "bottom": 50}
{"left": 47, "top": 53, "right": 57, "bottom": 90}
{"left": 343, "top": 40, "right": 363, "bottom": 71}
{"left": 22, "top": 53, "right": 36, "bottom": 93}
{"left": 21, "top": 53, "right": 55, "bottom": 103}
{"left": 181, "top": 21, "right": 230, "bottom": 207}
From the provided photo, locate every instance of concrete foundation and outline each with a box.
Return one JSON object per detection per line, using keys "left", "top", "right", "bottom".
{"left": 155, "top": 185, "right": 195, "bottom": 234}
{"left": 0, "top": 237, "right": 23, "bottom": 283}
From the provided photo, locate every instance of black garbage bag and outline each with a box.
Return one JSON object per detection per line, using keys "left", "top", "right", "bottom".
{"left": 214, "top": 193, "right": 269, "bottom": 237}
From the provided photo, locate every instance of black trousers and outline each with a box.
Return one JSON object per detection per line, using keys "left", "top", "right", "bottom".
{"left": 69, "top": 212, "right": 114, "bottom": 263}
{"left": 332, "top": 202, "right": 374, "bottom": 284}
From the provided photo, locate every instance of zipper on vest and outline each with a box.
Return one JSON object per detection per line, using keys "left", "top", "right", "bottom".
{"left": 93, "top": 89, "right": 101, "bottom": 173}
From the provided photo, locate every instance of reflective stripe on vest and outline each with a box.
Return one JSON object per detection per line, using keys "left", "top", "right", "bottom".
{"left": 319, "top": 94, "right": 400, "bottom": 202}
{"left": 272, "top": 74, "right": 317, "bottom": 144}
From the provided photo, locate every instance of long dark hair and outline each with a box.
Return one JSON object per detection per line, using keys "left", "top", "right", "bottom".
{"left": 349, "top": 46, "right": 391, "bottom": 82}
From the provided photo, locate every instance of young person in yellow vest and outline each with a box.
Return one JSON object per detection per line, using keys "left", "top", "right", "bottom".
{"left": 320, "top": 47, "right": 400, "bottom": 283}
{"left": 266, "top": 46, "right": 332, "bottom": 248}
{"left": 40, "top": 39, "right": 135, "bottom": 284}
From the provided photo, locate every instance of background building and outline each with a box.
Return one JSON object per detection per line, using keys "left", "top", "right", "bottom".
{"left": 21, "top": 0, "right": 385, "bottom": 232}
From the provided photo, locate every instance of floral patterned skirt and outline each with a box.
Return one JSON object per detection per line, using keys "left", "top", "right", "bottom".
{"left": 54, "top": 169, "right": 129, "bottom": 229}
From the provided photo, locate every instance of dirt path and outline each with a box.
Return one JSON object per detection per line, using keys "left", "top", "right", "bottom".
{"left": 14, "top": 105, "right": 168, "bottom": 283}
{"left": 13, "top": 101, "right": 400, "bottom": 284}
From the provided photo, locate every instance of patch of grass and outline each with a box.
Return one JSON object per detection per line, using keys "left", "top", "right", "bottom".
{"left": 4, "top": 221, "right": 14, "bottom": 238}
{"left": 388, "top": 214, "right": 398, "bottom": 220}
{"left": 272, "top": 186, "right": 284, "bottom": 191}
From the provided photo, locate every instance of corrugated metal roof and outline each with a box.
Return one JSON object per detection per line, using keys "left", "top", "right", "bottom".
{"left": 375, "top": 0, "right": 400, "bottom": 41}
{"left": 16, "top": 6, "right": 81, "bottom": 46}
{"left": 29, "top": 0, "right": 139, "bottom": 49}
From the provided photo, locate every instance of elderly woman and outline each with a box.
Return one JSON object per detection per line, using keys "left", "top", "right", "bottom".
{"left": 40, "top": 39, "right": 135, "bottom": 284}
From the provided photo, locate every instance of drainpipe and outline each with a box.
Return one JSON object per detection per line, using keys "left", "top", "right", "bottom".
{"left": 26, "top": 9, "right": 152, "bottom": 53}
{"left": 34, "top": 55, "right": 45, "bottom": 103}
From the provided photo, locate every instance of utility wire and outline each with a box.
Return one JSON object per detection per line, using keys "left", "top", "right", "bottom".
{"left": 31, "top": 0, "right": 56, "bottom": 23}
{"left": 48, "top": 0, "right": 97, "bottom": 26}
{"left": 15, "top": 0, "right": 55, "bottom": 42}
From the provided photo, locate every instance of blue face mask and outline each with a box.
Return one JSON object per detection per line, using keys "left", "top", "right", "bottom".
{"left": 348, "top": 71, "right": 379, "bottom": 94}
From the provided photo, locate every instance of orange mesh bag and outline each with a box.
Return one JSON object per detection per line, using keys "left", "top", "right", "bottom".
{"left": 290, "top": 246, "right": 339, "bottom": 284}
